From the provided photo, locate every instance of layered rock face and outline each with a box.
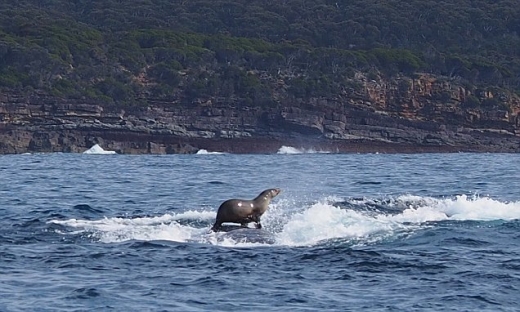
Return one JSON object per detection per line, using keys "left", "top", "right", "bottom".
{"left": 1, "top": 74, "right": 520, "bottom": 154}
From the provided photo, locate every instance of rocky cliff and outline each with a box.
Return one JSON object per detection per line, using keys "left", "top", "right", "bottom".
{"left": 1, "top": 73, "right": 520, "bottom": 154}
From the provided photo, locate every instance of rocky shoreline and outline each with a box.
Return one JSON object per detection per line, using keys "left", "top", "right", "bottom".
{"left": 2, "top": 73, "right": 520, "bottom": 154}
{"left": 1, "top": 102, "right": 520, "bottom": 155}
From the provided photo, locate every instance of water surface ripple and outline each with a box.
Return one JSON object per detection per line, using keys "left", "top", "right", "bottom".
{"left": 1, "top": 153, "right": 520, "bottom": 311}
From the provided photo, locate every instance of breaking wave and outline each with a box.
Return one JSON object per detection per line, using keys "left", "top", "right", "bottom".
{"left": 49, "top": 194, "right": 520, "bottom": 247}
{"left": 277, "top": 145, "right": 332, "bottom": 154}
{"left": 195, "top": 149, "right": 225, "bottom": 155}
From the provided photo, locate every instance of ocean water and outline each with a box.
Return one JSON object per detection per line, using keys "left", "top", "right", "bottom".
{"left": 1, "top": 149, "right": 520, "bottom": 311}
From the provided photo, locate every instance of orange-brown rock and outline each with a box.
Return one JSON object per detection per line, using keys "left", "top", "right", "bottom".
{"left": 1, "top": 74, "right": 520, "bottom": 154}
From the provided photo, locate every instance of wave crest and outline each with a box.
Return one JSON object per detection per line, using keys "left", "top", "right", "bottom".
{"left": 49, "top": 194, "right": 520, "bottom": 247}
{"left": 277, "top": 145, "right": 331, "bottom": 154}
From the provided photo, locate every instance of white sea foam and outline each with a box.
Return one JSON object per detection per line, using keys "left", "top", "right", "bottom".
{"left": 276, "top": 145, "right": 331, "bottom": 154}
{"left": 277, "top": 202, "right": 390, "bottom": 246}
{"left": 195, "top": 149, "right": 224, "bottom": 155}
{"left": 50, "top": 195, "right": 520, "bottom": 247}
{"left": 424, "top": 194, "right": 520, "bottom": 221}
{"left": 83, "top": 144, "right": 117, "bottom": 155}
{"left": 50, "top": 211, "right": 214, "bottom": 243}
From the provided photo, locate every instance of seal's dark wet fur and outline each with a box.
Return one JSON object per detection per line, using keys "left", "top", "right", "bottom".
{"left": 211, "top": 188, "right": 281, "bottom": 232}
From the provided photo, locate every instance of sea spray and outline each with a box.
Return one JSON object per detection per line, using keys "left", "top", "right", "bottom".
{"left": 49, "top": 194, "right": 520, "bottom": 247}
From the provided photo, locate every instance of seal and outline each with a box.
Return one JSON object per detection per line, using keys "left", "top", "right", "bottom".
{"left": 211, "top": 188, "right": 281, "bottom": 232}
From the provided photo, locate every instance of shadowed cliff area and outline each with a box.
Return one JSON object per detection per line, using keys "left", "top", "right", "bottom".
{"left": 1, "top": 0, "right": 520, "bottom": 153}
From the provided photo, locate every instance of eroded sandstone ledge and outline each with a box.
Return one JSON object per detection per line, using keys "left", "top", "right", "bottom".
{"left": 1, "top": 74, "right": 520, "bottom": 154}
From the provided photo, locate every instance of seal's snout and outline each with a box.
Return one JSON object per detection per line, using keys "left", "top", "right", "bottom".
{"left": 272, "top": 188, "right": 281, "bottom": 197}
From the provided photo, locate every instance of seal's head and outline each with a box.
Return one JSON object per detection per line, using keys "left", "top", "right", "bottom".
{"left": 269, "top": 188, "right": 281, "bottom": 198}
{"left": 259, "top": 188, "right": 281, "bottom": 200}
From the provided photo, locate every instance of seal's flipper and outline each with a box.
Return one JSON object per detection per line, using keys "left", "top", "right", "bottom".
{"left": 210, "top": 222, "right": 221, "bottom": 232}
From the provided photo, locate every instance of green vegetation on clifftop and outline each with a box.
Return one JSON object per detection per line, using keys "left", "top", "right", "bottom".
{"left": 0, "top": 0, "right": 519, "bottom": 106}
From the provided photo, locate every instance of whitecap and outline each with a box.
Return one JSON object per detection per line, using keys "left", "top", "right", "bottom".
{"left": 195, "top": 149, "right": 224, "bottom": 155}
{"left": 49, "top": 194, "right": 520, "bottom": 248}
{"left": 276, "top": 145, "right": 331, "bottom": 154}
{"left": 83, "top": 144, "right": 116, "bottom": 155}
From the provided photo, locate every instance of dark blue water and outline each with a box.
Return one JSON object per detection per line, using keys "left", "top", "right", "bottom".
{"left": 1, "top": 151, "right": 520, "bottom": 311}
